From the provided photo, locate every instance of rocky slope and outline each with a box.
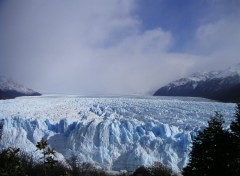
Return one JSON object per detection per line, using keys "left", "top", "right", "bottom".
{"left": 154, "top": 63, "right": 240, "bottom": 102}
{"left": 0, "top": 76, "right": 41, "bottom": 99}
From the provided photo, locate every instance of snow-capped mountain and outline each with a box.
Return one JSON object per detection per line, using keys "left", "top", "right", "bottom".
{"left": 0, "top": 76, "right": 41, "bottom": 99}
{"left": 0, "top": 95, "right": 235, "bottom": 172}
{"left": 154, "top": 63, "right": 240, "bottom": 102}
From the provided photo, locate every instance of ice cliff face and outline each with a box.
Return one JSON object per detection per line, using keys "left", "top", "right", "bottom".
{"left": 0, "top": 95, "right": 235, "bottom": 172}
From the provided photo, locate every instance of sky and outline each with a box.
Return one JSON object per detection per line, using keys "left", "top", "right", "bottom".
{"left": 0, "top": 0, "right": 239, "bottom": 95}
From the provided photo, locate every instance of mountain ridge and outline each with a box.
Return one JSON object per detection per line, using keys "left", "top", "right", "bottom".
{"left": 0, "top": 76, "right": 41, "bottom": 99}
{"left": 153, "top": 63, "right": 240, "bottom": 102}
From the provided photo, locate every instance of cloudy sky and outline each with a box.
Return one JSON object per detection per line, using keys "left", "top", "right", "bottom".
{"left": 0, "top": 0, "right": 239, "bottom": 95}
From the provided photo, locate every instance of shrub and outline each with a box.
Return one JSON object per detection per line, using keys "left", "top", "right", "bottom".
{"left": 67, "top": 154, "right": 108, "bottom": 176}
{"left": 0, "top": 148, "right": 27, "bottom": 176}
{"left": 133, "top": 162, "right": 177, "bottom": 176}
{"left": 149, "top": 162, "right": 178, "bottom": 176}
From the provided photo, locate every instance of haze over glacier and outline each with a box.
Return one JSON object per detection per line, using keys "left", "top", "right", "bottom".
{"left": 0, "top": 95, "right": 235, "bottom": 172}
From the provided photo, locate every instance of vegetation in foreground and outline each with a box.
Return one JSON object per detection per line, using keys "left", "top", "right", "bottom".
{"left": 132, "top": 162, "right": 178, "bottom": 176}
{"left": 0, "top": 138, "right": 176, "bottom": 176}
{"left": 182, "top": 103, "right": 240, "bottom": 176}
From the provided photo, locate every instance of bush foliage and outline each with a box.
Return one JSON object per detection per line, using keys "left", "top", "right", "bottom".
{"left": 133, "top": 162, "right": 177, "bottom": 176}
{"left": 0, "top": 143, "right": 176, "bottom": 176}
{"left": 0, "top": 139, "right": 109, "bottom": 176}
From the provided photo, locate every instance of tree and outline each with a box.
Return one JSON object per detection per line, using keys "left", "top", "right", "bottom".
{"left": 36, "top": 138, "right": 57, "bottom": 176}
{"left": 0, "top": 148, "right": 26, "bottom": 176}
{"left": 230, "top": 103, "right": 240, "bottom": 138}
{"left": 133, "top": 162, "right": 177, "bottom": 176}
{"left": 183, "top": 112, "right": 233, "bottom": 176}
{"left": 230, "top": 103, "right": 240, "bottom": 175}
{"left": 133, "top": 166, "right": 150, "bottom": 176}
{"left": 149, "top": 162, "right": 177, "bottom": 176}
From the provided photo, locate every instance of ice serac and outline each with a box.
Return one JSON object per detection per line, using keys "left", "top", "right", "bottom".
{"left": 154, "top": 63, "right": 240, "bottom": 102}
{"left": 0, "top": 76, "right": 41, "bottom": 99}
{"left": 0, "top": 96, "right": 235, "bottom": 172}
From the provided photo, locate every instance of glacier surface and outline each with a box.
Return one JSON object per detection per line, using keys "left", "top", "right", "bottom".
{"left": 0, "top": 95, "right": 235, "bottom": 172}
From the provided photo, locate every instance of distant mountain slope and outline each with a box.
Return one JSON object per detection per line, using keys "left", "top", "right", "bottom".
{"left": 153, "top": 63, "right": 240, "bottom": 102}
{"left": 0, "top": 76, "right": 41, "bottom": 99}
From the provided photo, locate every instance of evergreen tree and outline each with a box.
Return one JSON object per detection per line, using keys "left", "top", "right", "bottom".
{"left": 230, "top": 103, "right": 240, "bottom": 175}
{"left": 230, "top": 103, "right": 240, "bottom": 138}
{"left": 183, "top": 112, "right": 233, "bottom": 176}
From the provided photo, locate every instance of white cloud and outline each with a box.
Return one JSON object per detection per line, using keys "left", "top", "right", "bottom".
{"left": 2, "top": 0, "right": 238, "bottom": 95}
{"left": 0, "top": 0, "right": 196, "bottom": 95}
{"left": 192, "top": 17, "right": 240, "bottom": 70}
{"left": 113, "top": 28, "right": 172, "bottom": 54}
{"left": 196, "top": 19, "right": 240, "bottom": 53}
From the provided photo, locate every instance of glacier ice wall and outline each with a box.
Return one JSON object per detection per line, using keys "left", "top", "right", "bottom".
{"left": 0, "top": 96, "right": 235, "bottom": 172}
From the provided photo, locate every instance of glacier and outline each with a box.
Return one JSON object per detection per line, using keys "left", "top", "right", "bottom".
{"left": 0, "top": 95, "right": 235, "bottom": 172}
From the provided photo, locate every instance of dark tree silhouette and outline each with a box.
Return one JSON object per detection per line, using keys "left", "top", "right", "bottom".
{"left": 230, "top": 103, "right": 240, "bottom": 138}
{"left": 133, "top": 162, "right": 177, "bottom": 176}
{"left": 182, "top": 112, "right": 233, "bottom": 176}
{"left": 230, "top": 103, "right": 240, "bottom": 175}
